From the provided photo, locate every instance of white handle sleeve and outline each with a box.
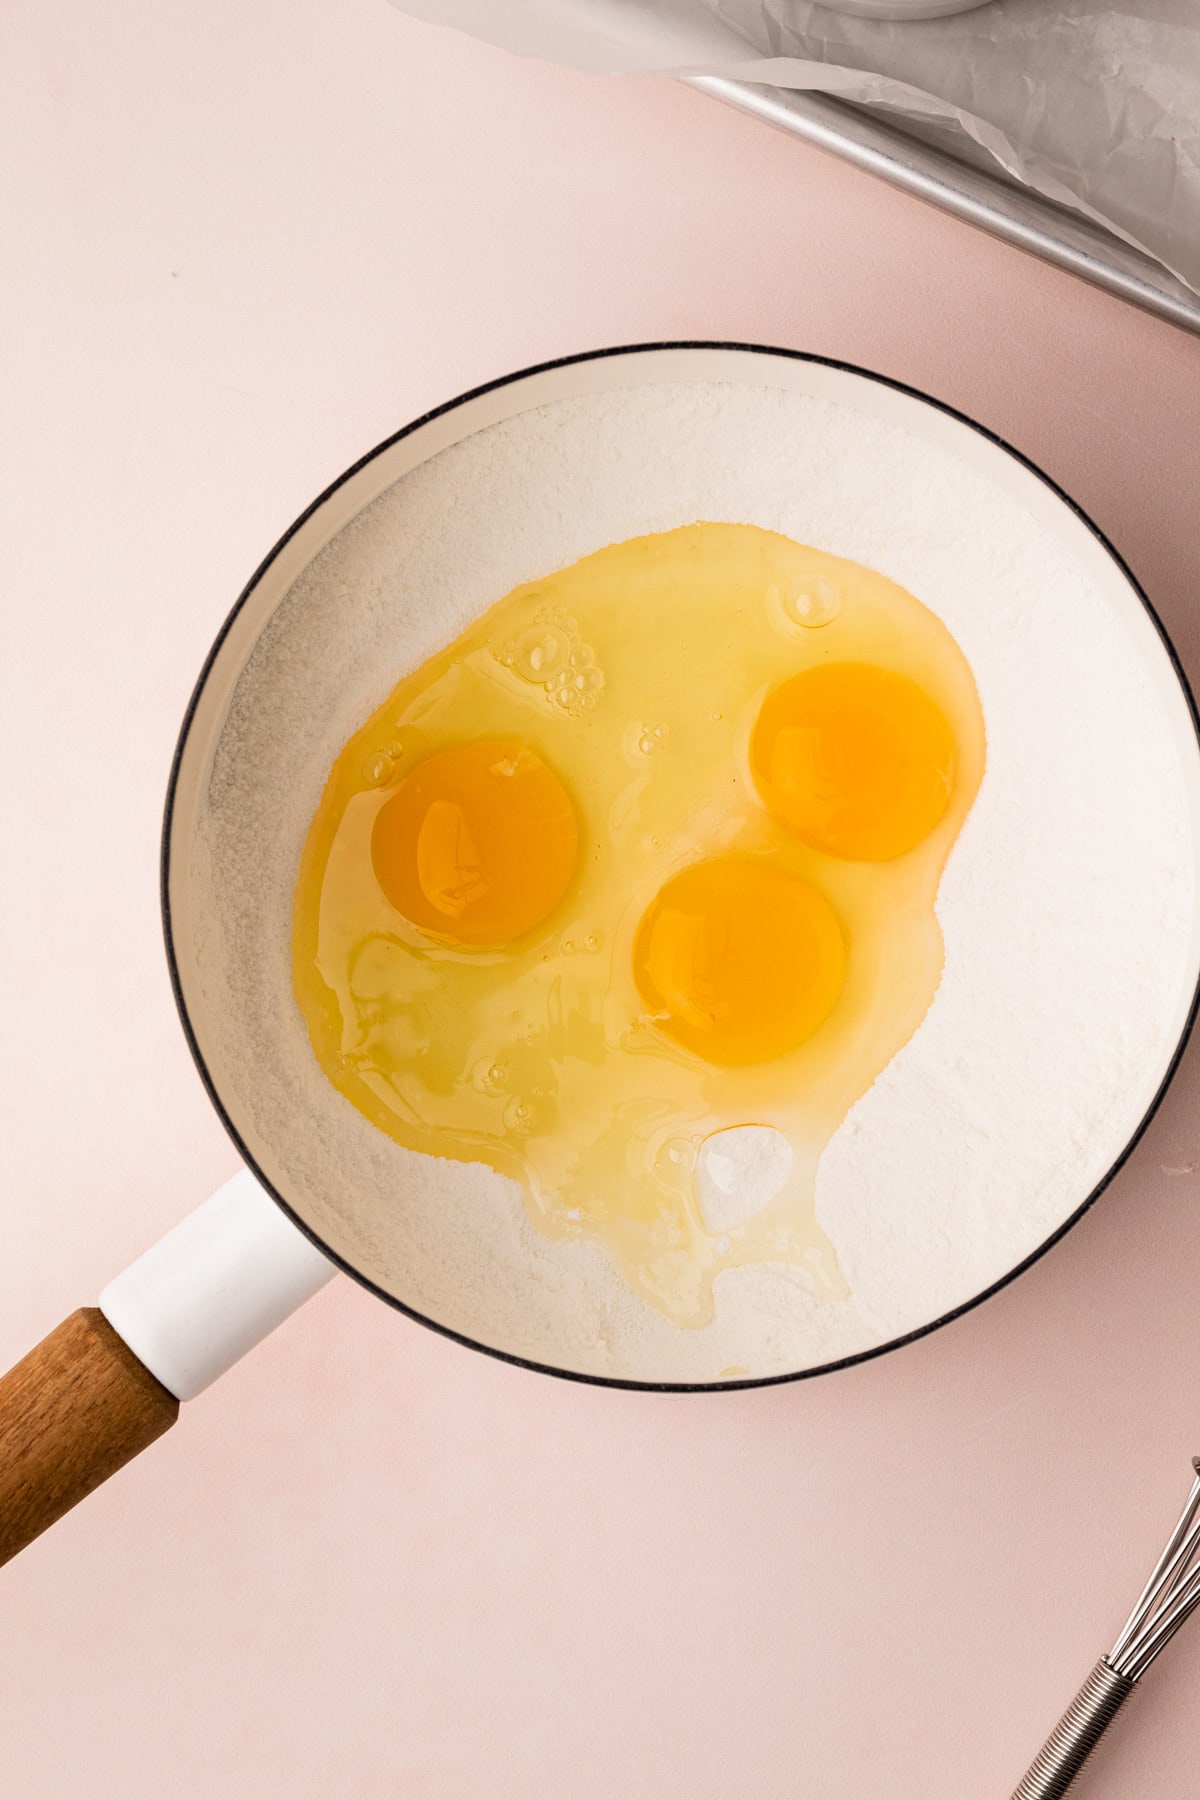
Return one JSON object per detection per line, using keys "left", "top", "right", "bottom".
{"left": 99, "top": 1170, "right": 337, "bottom": 1401}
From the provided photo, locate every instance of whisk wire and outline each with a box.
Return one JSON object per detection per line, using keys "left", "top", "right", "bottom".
{"left": 1118, "top": 1567, "right": 1200, "bottom": 1680}
{"left": 1108, "top": 1467, "right": 1200, "bottom": 1659}
{"left": 1108, "top": 1462, "right": 1200, "bottom": 1680}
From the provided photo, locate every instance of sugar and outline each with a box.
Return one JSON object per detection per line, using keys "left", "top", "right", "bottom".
{"left": 193, "top": 380, "right": 1195, "bottom": 1382}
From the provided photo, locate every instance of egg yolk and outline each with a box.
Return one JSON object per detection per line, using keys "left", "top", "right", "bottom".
{"left": 370, "top": 739, "right": 578, "bottom": 945}
{"left": 633, "top": 858, "right": 846, "bottom": 1066}
{"left": 750, "top": 662, "right": 957, "bottom": 861}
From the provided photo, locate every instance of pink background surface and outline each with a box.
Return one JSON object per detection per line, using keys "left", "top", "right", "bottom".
{"left": 4, "top": 2, "right": 1200, "bottom": 1794}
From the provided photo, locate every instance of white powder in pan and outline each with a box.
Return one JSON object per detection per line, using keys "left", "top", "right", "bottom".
{"left": 193, "top": 379, "right": 1197, "bottom": 1383}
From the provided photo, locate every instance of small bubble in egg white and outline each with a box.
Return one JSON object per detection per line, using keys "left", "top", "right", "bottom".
{"left": 653, "top": 1135, "right": 697, "bottom": 1192}
{"left": 785, "top": 574, "right": 840, "bottom": 630}
{"left": 512, "top": 623, "right": 571, "bottom": 682}
{"left": 504, "top": 1096, "right": 533, "bottom": 1134}
{"left": 363, "top": 750, "right": 395, "bottom": 786}
{"left": 472, "top": 1058, "right": 509, "bottom": 1096}
{"left": 504, "top": 1091, "right": 552, "bottom": 1137}
{"left": 638, "top": 723, "right": 670, "bottom": 755}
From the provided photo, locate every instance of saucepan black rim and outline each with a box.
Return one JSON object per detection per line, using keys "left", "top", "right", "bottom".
{"left": 161, "top": 340, "right": 1200, "bottom": 1393}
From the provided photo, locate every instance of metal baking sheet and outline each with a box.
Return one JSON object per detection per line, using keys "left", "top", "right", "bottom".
{"left": 689, "top": 76, "right": 1200, "bottom": 339}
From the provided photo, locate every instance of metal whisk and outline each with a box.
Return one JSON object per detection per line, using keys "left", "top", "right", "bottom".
{"left": 1012, "top": 1456, "right": 1200, "bottom": 1798}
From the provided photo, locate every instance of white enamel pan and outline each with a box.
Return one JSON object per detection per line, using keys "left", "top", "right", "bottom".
{"left": 2, "top": 343, "right": 1198, "bottom": 1567}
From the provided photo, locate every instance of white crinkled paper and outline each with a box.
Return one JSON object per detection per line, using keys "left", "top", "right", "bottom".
{"left": 391, "top": 0, "right": 1200, "bottom": 298}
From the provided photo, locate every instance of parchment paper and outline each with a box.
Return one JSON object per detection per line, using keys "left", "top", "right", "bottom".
{"left": 391, "top": 0, "right": 1200, "bottom": 298}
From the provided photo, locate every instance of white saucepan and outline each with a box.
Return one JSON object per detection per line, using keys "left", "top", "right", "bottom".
{"left": 2, "top": 343, "right": 1197, "bottom": 1566}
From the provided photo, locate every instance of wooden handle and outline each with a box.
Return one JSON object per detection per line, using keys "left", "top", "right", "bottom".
{"left": 0, "top": 1308, "right": 178, "bottom": 1566}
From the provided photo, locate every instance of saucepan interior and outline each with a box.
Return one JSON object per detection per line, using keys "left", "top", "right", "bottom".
{"left": 163, "top": 344, "right": 1200, "bottom": 1389}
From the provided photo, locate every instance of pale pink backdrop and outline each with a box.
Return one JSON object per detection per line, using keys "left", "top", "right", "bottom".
{"left": 4, "top": 2, "right": 1200, "bottom": 1795}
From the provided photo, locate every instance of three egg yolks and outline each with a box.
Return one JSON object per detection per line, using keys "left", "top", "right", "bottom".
{"left": 293, "top": 521, "right": 985, "bottom": 1326}
{"left": 367, "top": 667, "right": 955, "bottom": 1066}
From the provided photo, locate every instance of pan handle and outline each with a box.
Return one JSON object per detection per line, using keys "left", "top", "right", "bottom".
{"left": 0, "top": 1172, "right": 335, "bottom": 1566}
{"left": 0, "top": 1308, "right": 179, "bottom": 1565}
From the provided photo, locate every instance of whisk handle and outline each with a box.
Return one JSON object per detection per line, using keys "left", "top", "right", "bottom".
{"left": 1011, "top": 1659, "right": 1135, "bottom": 1798}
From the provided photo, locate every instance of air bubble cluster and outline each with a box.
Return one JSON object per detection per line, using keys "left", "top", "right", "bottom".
{"left": 496, "top": 607, "right": 605, "bottom": 716}
{"left": 638, "top": 723, "right": 671, "bottom": 756}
